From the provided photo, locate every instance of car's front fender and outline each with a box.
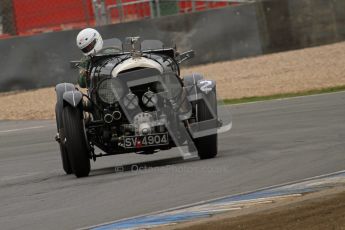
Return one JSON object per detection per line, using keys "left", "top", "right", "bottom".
{"left": 63, "top": 90, "right": 83, "bottom": 108}
{"left": 55, "top": 83, "right": 76, "bottom": 130}
{"left": 183, "top": 74, "right": 217, "bottom": 101}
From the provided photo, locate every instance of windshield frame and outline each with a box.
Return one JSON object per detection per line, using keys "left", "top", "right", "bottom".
{"left": 96, "top": 38, "right": 174, "bottom": 56}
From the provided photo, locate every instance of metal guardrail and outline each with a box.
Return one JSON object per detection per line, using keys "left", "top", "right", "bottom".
{"left": 94, "top": 0, "right": 255, "bottom": 25}
{"left": 0, "top": 0, "right": 255, "bottom": 36}
{"left": 107, "top": 0, "right": 154, "bottom": 23}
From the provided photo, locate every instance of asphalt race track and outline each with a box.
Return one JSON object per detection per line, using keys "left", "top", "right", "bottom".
{"left": 0, "top": 92, "right": 344, "bottom": 230}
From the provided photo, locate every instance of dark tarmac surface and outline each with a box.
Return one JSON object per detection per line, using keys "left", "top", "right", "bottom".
{"left": 0, "top": 92, "right": 344, "bottom": 230}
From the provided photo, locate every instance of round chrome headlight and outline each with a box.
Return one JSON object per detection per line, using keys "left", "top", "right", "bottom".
{"left": 97, "top": 79, "right": 123, "bottom": 104}
{"left": 142, "top": 90, "right": 158, "bottom": 107}
{"left": 123, "top": 93, "right": 139, "bottom": 110}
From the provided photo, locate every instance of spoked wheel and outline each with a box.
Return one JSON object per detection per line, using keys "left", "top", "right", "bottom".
{"left": 55, "top": 104, "right": 72, "bottom": 174}
{"left": 62, "top": 106, "right": 90, "bottom": 178}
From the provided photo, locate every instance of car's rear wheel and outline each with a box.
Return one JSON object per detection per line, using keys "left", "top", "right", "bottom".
{"left": 62, "top": 105, "right": 90, "bottom": 177}
{"left": 55, "top": 104, "right": 72, "bottom": 174}
{"left": 193, "top": 90, "right": 218, "bottom": 159}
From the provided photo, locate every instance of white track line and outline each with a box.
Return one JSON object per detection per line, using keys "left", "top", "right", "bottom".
{"left": 82, "top": 169, "right": 345, "bottom": 230}
{"left": 0, "top": 126, "right": 46, "bottom": 133}
{"left": 229, "top": 90, "right": 345, "bottom": 106}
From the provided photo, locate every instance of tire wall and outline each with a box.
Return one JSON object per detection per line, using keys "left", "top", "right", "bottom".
{"left": 0, "top": 0, "right": 344, "bottom": 92}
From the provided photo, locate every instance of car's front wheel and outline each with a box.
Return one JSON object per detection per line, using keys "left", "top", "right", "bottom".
{"left": 191, "top": 85, "right": 218, "bottom": 159}
{"left": 55, "top": 104, "right": 72, "bottom": 174}
{"left": 193, "top": 98, "right": 218, "bottom": 159}
{"left": 62, "top": 105, "right": 90, "bottom": 178}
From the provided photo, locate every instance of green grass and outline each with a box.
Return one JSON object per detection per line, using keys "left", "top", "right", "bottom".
{"left": 222, "top": 85, "right": 345, "bottom": 105}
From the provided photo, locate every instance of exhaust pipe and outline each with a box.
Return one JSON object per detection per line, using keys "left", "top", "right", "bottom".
{"left": 104, "top": 114, "right": 113, "bottom": 124}
{"left": 112, "top": 110, "right": 122, "bottom": 120}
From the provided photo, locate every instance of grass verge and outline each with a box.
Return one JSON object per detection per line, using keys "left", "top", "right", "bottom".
{"left": 222, "top": 85, "right": 345, "bottom": 105}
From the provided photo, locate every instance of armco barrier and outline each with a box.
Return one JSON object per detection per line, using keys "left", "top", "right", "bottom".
{"left": 0, "top": 4, "right": 262, "bottom": 92}
{"left": 1, "top": 0, "right": 345, "bottom": 92}
{"left": 259, "top": 0, "right": 345, "bottom": 53}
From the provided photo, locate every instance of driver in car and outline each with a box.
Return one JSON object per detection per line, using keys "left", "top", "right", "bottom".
{"left": 76, "top": 28, "right": 103, "bottom": 88}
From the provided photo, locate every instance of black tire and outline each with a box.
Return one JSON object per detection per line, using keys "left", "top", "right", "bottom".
{"left": 193, "top": 90, "right": 218, "bottom": 159}
{"left": 55, "top": 104, "right": 72, "bottom": 174}
{"left": 62, "top": 106, "right": 90, "bottom": 178}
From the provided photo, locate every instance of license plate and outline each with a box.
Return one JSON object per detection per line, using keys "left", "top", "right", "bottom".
{"left": 123, "top": 133, "right": 169, "bottom": 148}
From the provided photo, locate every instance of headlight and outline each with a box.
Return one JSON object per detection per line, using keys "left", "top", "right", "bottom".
{"left": 142, "top": 90, "right": 158, "bottom": 107}
{"left": 123, "top": 93, "right": 139, "bottom": 110}
{"left": 97, "top": 79, "right": 123, "bottom": 104}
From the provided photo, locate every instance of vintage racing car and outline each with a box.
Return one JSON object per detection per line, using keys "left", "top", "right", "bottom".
{"left": 55, "top": 37, "right": 220, "bottom": 177}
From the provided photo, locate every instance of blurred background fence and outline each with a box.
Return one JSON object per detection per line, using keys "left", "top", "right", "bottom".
{"left": 1, "top": 0, "right": 344, "bottom": 92}
{"left": 0, "top": 0, "right": 249, "bottom": 38}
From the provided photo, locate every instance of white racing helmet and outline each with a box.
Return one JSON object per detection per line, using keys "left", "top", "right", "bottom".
{"left": 76, "top": 28, "right": 103, "bottom": 56}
